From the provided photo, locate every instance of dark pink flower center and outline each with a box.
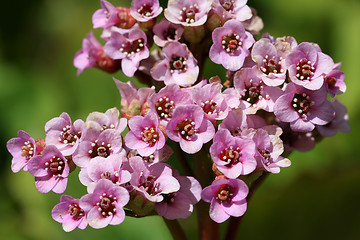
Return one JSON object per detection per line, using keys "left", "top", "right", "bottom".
{"left": 142, "top": 127, "right": 159, "bottom": 146}
{"left": 89, "top": 140, "right": 112, "bottom": 158}
{"left": 291, "top": 92, "right": 314, "bottom": 118}
{"left": 241, "top": 81, "right": 264, "bottom": 105}
{"left": 259, "top": 148, "right": 273, "bottom": 166}
{"left": 170, "top": 56, "right": 187, "bottom": 72}
{"left": 222, "top": 34, "right": 242, "bottom": 53}
{"left": 219, "top": 146, "right": 242, "bottom": 167}
{"left": 164, "top": 27, "right": 177, "bottom": 40}
{"left": 68, "top": 203, "right": 85, "bottom": 220}
{"left": 296, "top": 59, "right": 315, "bottom": 80}
{"left": 176, "top": 118, "right": 197, "bottom": 140}
{"left": 179, "top": 4, "right": 199, "bottom": 24}
{"left": 140, "top": 174, "right": 160, "bottom": 195}
{"left": 21, "top": 141, "right": 34, "bottom": 160}
{"left": 220, "top": 0, "right": 235, "bottom": 12}
{"left": 59, "top": 125, "right": 80, "bottom": 145}
{"left": 326, "top": 76, "right": 337, "bottom": 87}
{"left": 162, "top": 192, "right": 177, "bottom": 204}
{"left": 119, "top": 38, "right": 145, "bottom": 57}
{"left": 201, "top": 99, "right": 218, "bottom": 115}
{"left": 156, "top": 96, "right": 175, "bottom": 119}
{"left": 100, "top": 170, "right": 121, "bottom": 184}
{"left": 137, "top": 3, "right": 153, "bottom": 17}
{"left": 216, "top": 184, "right": 233, "bottom": 203}
{"left": 97, "top": 193, "right": 117, "bottom": 217}
{"left": 260, "top": 55, "right": 284, "bottom": 75}
{"left": 45, "top": 156, "right": 65, "bottom": 177}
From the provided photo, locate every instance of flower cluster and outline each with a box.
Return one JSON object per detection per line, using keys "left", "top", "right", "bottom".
{"left": 7, "top": 0, "right": 350, "bottom": 234}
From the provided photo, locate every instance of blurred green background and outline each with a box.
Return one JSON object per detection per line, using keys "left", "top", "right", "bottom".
{"left": 1, "top": 0, "right": 359, "bottom": 239}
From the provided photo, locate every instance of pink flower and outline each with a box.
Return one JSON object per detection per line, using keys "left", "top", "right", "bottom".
{"left": 153, "top": 19, "right": 184, "bottom": 47}
{"left": 201, "top": 178, "right": 248, "bottom": 223}
{"left": 92, "top": 0, "right": 121, "bottom": 29}
{"left": 52, "top": 195, "right": 87, "bottom": 232}
{"left": 130, "top": 0, "right": 163, "bottom": 22}
{"left": 212, "top": 0, "right": 252, "bottom": 22}
{"left": 324, "top": 63, "right": 346, "bottom": 97}
{"left": 85, "top": 107, "right": 127, "bottom": 134}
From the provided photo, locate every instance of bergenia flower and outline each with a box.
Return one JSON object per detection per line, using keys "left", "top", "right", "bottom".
{"left": 52, "top": 195, "right": 87, "bottom": 232}
{"left": 85, "top": 107, "right": 127, "bottom": 134}
{"left": 212, "top": 0, "right": 252, "bottom": 22}
{"left": 92, "top": 0, "right": 121, "bottom": 29}
{"left": 324, "top": 63, "right": 346, "bottom": 97}
{"left": 45, "top": 112, "right": 86, "bottom": 156}
{"left": 151, "top": 41, "right": 199, "bottom": 87}
{"left": 128, "top": 144, "right": 174, "bottom": 165}
{"left": 210, "top": 129, "right": 256, "bottom": 178}
{"left": 164, "top": 0, "right": 213, "bottom": 27}
{"left": 285, "top": 42, "right": 334, "bottom": 90}
{"left": 274, "top": 83, "right": 335, "bottom": 132}
{"left": 201, "top": 178, "right": 248, "bottom": 223}
{"left": 125, "top": 111, "right": 166, "bottom": 156}
{"left": 28, "top": 145, "right": 70, "bottom": 193}
{"left": 130, "top": 0, "right": 163, "bottom": 22}
{"left": 209, "top": 19, "right": 255, "bottom": 71}
{"left": 80, "top": 179, "right": 129, "bottom": 229}
{"left": 166, "top": 105, "right": 215, "bottom": 154}
{"left": 153, "top": 19, "right": 184, "bottom": 47}
{"left": 104, "top": 27, "right": 149, "bottom": 77}
{"left": 7, "top": 130, "right": 43, "bottom": 172}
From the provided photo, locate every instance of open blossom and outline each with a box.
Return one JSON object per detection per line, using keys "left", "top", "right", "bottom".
{"left": 104, "top": 27, "right": 149, "bottom": 77}
{"left": 151, "top": 41, "right": 199, "bottom": 87}
{"left": 128, "top": 144, "right": 174, "bottom": 165}
{"left": 85, "top": 107, "right": 127, "bottom": 134}
{"left": 52, "top": 195, "right": 87, "bottom": 232}
{"left": 212, "top": 0, "right": 252, "bottom": 22}
{"left": 274, "top": 83, "right": 335, "bottom": 132}
{"left": 125, "top": 111, "right": 166, "bottom": 156}
{"left": 324, "top": 63, "right": 346, "bottom": 97}
{"left": 130, "top": 0, "right": 162, "bottom": 22}
{"left": 28, "top": 145, "right": 70, "bottom": 193}
{"left": 45, "top": 112, "right": 86, "bottom": 156}
{"left": 164, "top": 0, "right": 213, "bottom": 27}
{"left": 153, "top": 19, "right": 184, "bottom": 47}
{"left": 201, "top": 178, "right": 248, "bottom": 223}
{"left": 209, "top": 19, "right": 255, "bottom": 71}
{"left": 80, "top": 179, "right": 129, "bottom": 229}
{"left": 166, "top": 105, "right": 215, "bottom": 154}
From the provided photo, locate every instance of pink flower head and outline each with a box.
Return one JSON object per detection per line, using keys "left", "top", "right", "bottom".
{"left": 128, "top": 144, "right": 174, "bottom": 165}
{"left": 201, "top": 178, "right": 248, "bottom": 223}
{"left": 28, "top": 145, "right": 70, "bottom": 193}
{"left": 104, "top": 27, "right": 149, "bottom": 77}
{"left": 212, "top": 0, "right": 252, "bottom": 22}
{"left": 166, "top": 105, "right": 215, "bottom": 154}
{"left": 209, "top": 19, "right": 255, "bottom": 71}
{"left": 125, "top": 111, "right": 166, "bottom": 156}
{"left": 148, "top": 84, "right": 193, "bottom": 126}
{"left": 210, "top": 129, "right": 256, "bottom": 178}
{"left": 191, "top": 82, "right": 229, "bottom": 121}
{"left": 45, "top": 112, "right": 86, "bottom": 156}
{"left": 317, "top": 99, "right": 350, "bottom": 137}
{"left": 52, "top": 195, "right": 87, "bottom": 232}
{"left": 80, "top": 179, "right": 129, "bottom": 229}
{"left": 277, "top": 122, "right": 315, "bottom": 153}
{"left": 151, "top": 41, "right": 199, "bottom": 87}
{"left": 7, "top": 130, "right": 43, "bottom": 172}
{"left": 85, "top": 107, "right": 127, "bottom": 134}
{"left": 156, "top": 175, "right": 201, "bottom": 220}
{"left": 129, "top": 157, "right": 180, "bottom": 202}
{"left": 164, "top": 0, "right": 213, "bottom": 27}
{"left": 285, "top": 42, "right": 334, "bottom": 90}
{"left": 92, "top": 0, "right": 121, "bottom": 29}
{"left": 274, "top": 83, "right": 335, "bottom": 132}
{"left": 324, "top": 64, "right": 346, "bottom": 97}
{"left": 130, "top": 0, "right": 163, "bottom": 22}
{"left": 251, "top": 38, "right": 287, "bottom": 86}
{"left": 153, "top": 19, "right": 184, "bottom": 47}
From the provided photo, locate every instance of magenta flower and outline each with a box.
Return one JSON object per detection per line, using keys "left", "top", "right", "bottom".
{"left": 153, "top": 19, "right": 184, "bottom": 47}
{"left": 45, "top": 112, "right": 86, "bottom": 156}
{"left": 166, "top": 105, "right": 215, "bottom": 154}
{"left": 210, "top": 129, "right": 256, "bottom": 178}
{"left": 164, "top": 0, "right": 213, "bottom": 27}
{"left": 128, "top": 144, "right": 174, "bottom": 165}
{"left": 28, "top": 145, "right": 69, "bottom": 193}
{"left": 201, "top": 178, "right": 248, "bottom": 223}
{"left": 285, "top": 42, "right": 334, "bottom": 90}
{"left": 104, "top": 27, "right": 149, "bottom": 77}
{"left": 212, "top": 0, "right": 252, "bottom": 22}
{"left": 156, "top": 175, "right": 201, "bottom": 220}
{"left": 80, "top": 179, "right": 129, "bottom": 229}
{"left": 209, "top": 19, "right": 255, "bottom": 71}
{"left": 130, "top": 0, "right": 162, "bottom": 22}
{"left": 274, "top": 83, "right": 335, "bottom": 132}
{"left": 7, "top": 130, "right": 42, "bottom": 173}
{"left": 324, "top": 63, "right": 346, "bottom": 97}
{"left": 85, "top": 107, "right": 127, "bottom": 134}
{"left": 151, "top": 41, "right": 199, "bottom": 87}
{"left": 129, "top": 157, "right": 180, "bottom": 203}
{"left": 92, "top": 0, "right": 121, "bottom": 29}
{"left": 125, "top": 111, "right": 166, "bottom": 156}
{"left": 52, "top": 195, "right": 87, "bottom": 232}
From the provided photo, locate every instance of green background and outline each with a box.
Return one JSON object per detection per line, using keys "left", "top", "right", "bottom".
{"left": 1, "top": 0, "right": 359, "bottom": 239}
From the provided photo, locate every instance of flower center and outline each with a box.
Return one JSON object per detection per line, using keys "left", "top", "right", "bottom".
{"left": 100, "top": 171, "right": 122, "bottom": 185}
{"left": 201, "top": 100, "right": 218, "bottom": 115}
{"left": 97, "top": 193, "right": 117, "bottom": 217}
{"left": 165, "top": 27, "right": 177, "bottom": 40}
{"left": 222, "top": 33, "right": 242, "bottom": 53}
{"left": 260, "top": 55, "right": 284, "bottom": 75}
{"left": 216, "top": 184, "right": 233, "bottom": 203}
{"left": 68, "top": 203, "right": 85, "bottom": 220}
{"left": 88, "top": 140, "right": 112, "bottom": 158}
{"left": 241, "top": 80, "right": 264, "bottom": 105}
{"left": 119, "top": 38, "right": 145, "bottom": 57}
{"left": 179, "top": 5, "right": 199, "bottom": 24}
{"left": 156, "top": 96, "right": 175, "bottom": 119}
{"left": 162, "top": 192, "right": 177, "bottom": 204}
{"left": 259, "top": 149, "right": 273, "bottom": 166}
{"left": 296, "top": 59, "right": 315, "bottom": 80}
{"left": 137, "top": 3, "right": 153, "bottom": 17}
{"left": 59, "top": 125, "right": 79, "bottom": 145}
{"left": 176, "top": 118, "right": 197, "bottom": 140}
{"left": 21, "top": 141, "right": 34, "bottom": 160}
{"left": 219, "top": 146, "right": 242, "bottom": 167}
{"left": 141, "top": 127, "right": 159, "bottom": 146}
{"left": 326, "top": 76, "right": 337, "bottom": 87}
{"left": 140, "top": 174, "right": 160, "bottom": 195}
{"left": 170, "top": 56, "right": 187, "bottom": 72}
{"left": 291, "top": 92, "right": 315, "bottom": 119}
{"left": 220, "top": 0, "right": 235, "bottom": 12}
{"left": 44, "top": 156, "right": 65, "bottom": 177}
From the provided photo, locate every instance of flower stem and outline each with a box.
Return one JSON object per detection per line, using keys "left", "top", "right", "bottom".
{"left": 163, "top": 217, "right": 188, "bottom": 240}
